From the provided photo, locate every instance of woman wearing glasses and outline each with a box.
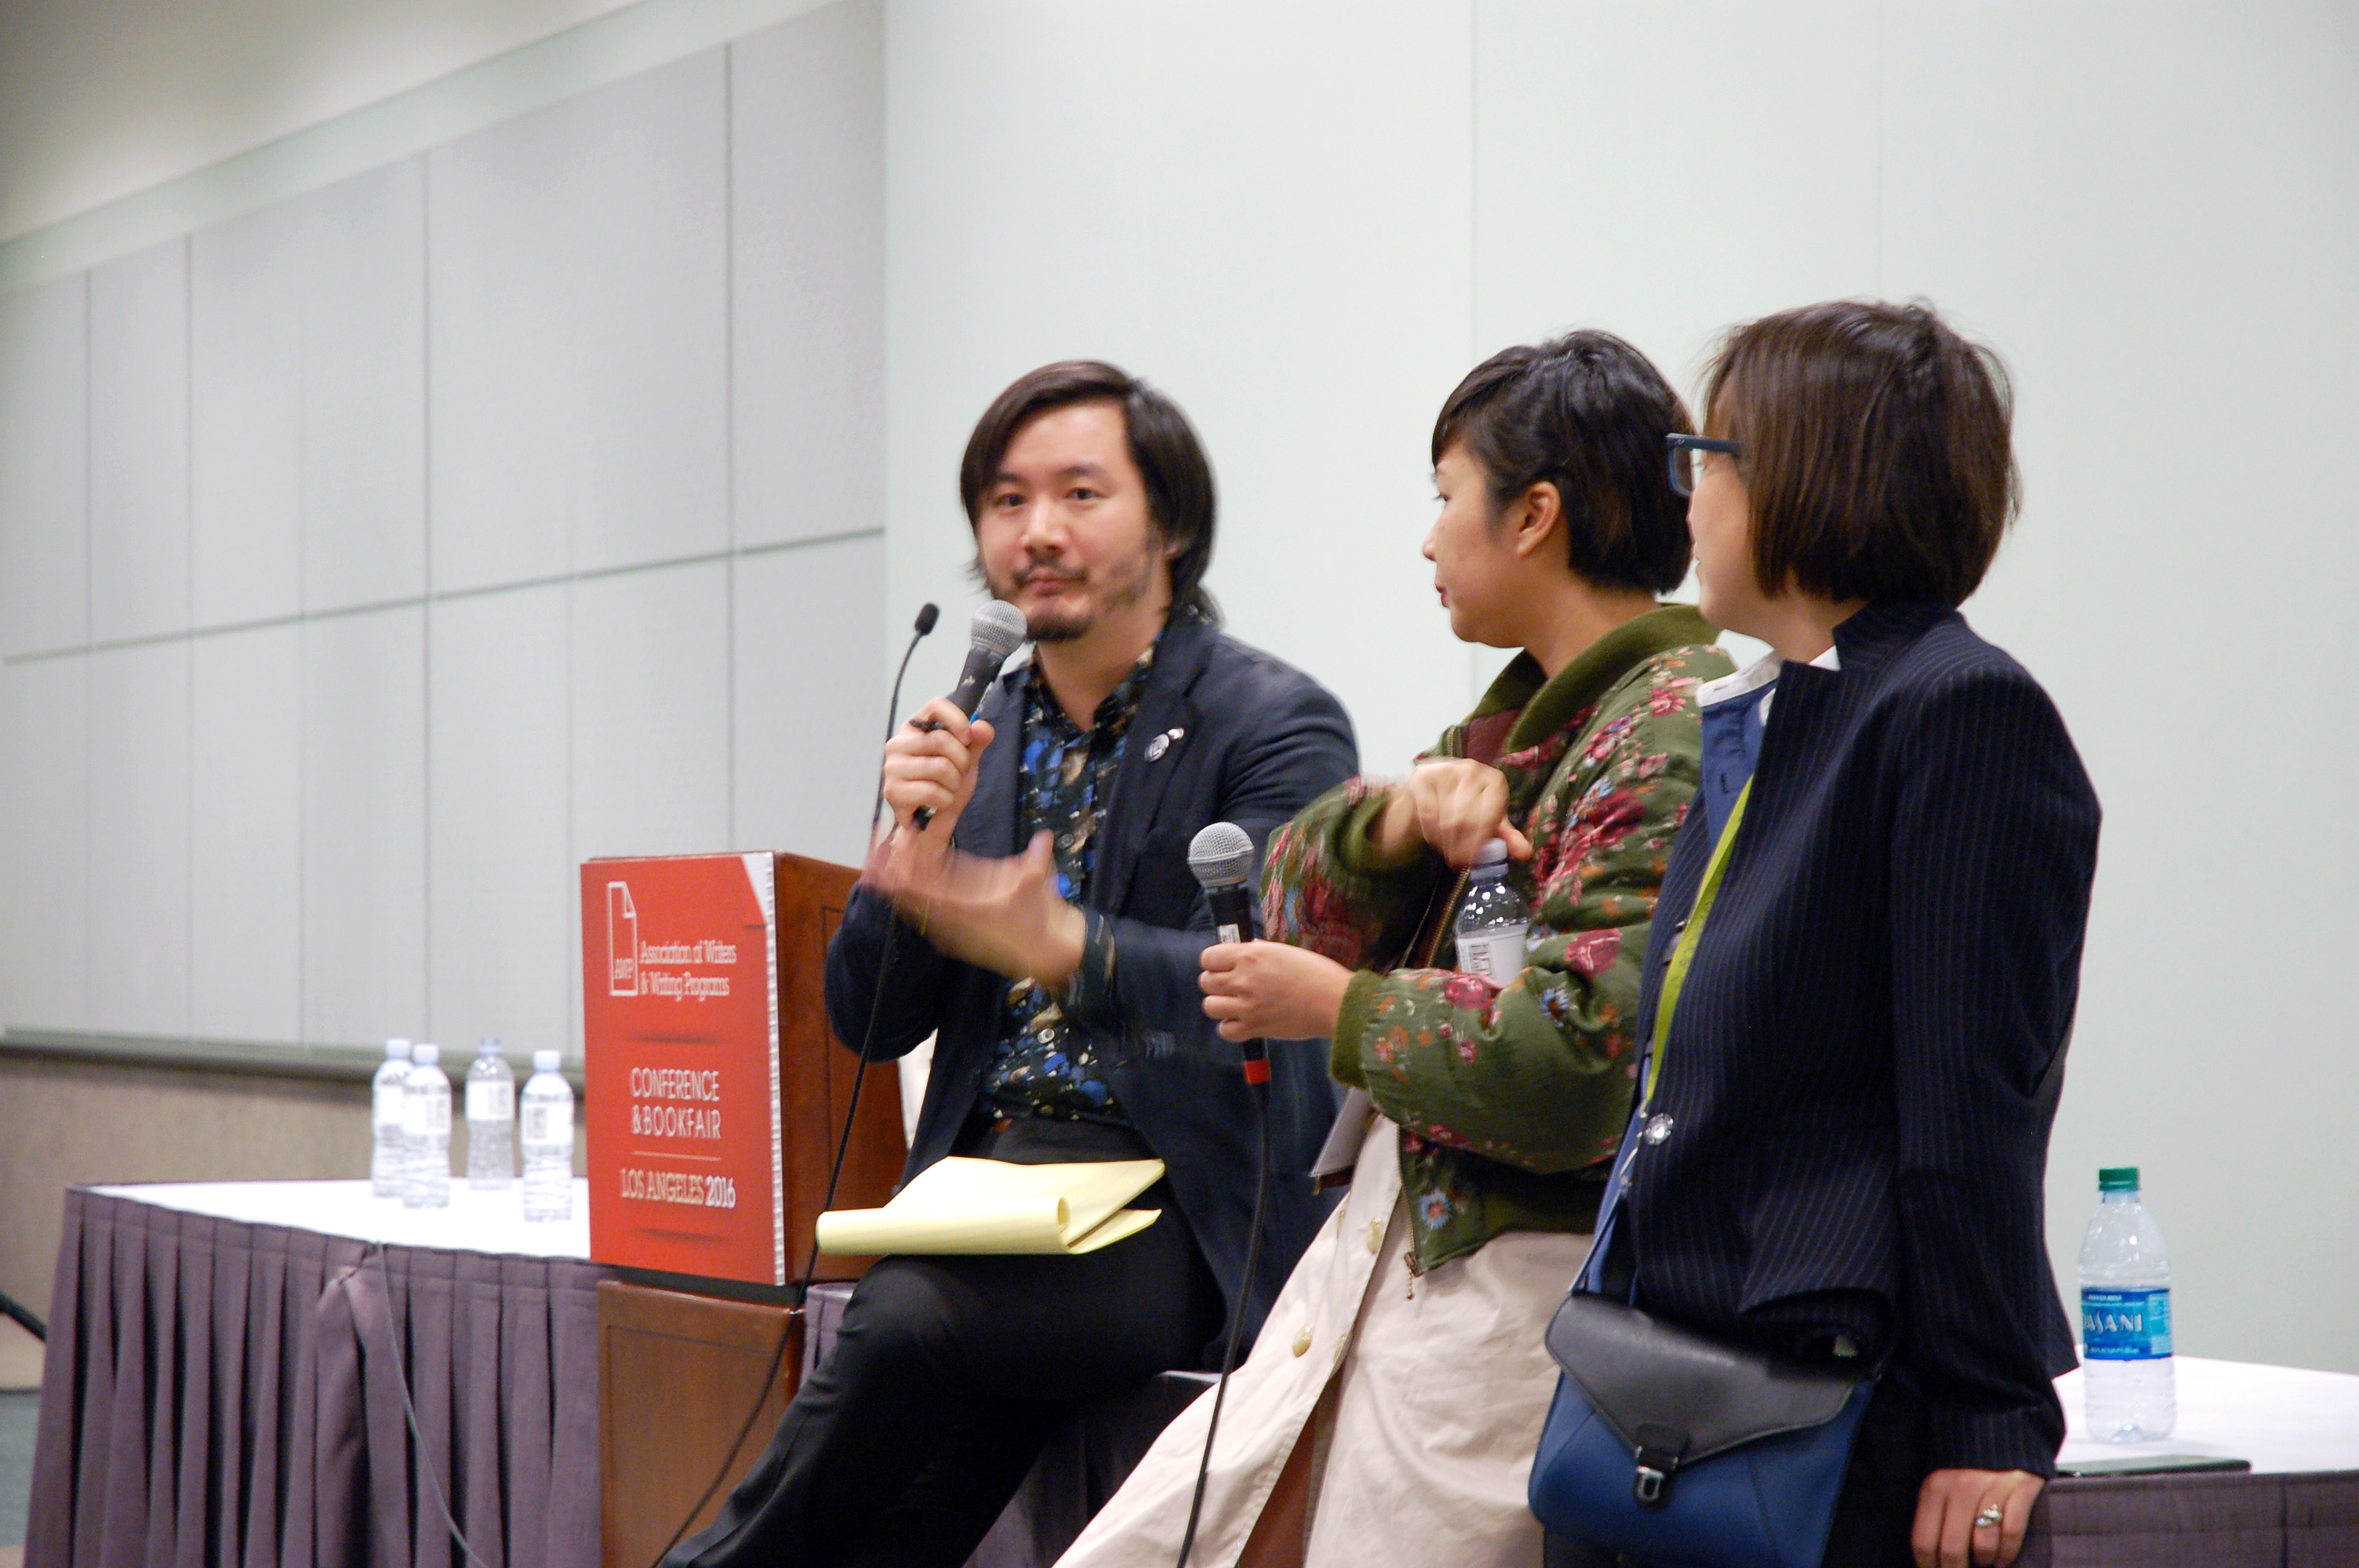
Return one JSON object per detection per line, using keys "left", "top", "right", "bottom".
{"left": 1055, "top": 330, "right": 1731, "bottom": 1567}
{"left": 1616, "top": 301, "right": 2100, "bottom": 1568}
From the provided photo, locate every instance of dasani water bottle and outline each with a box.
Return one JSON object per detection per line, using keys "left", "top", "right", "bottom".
{"left": 2077, "top": 1165, "right": 2175, "bottom": 1441}
{"left": 522, "top": 1051, "right": 576, "bottom": 1222}
{"left": 465, "top": 1037, "right": 517, "bottom": 1190}
{"left": 370, "top": 1039, "right": 411, "bottom": 1199}
{"left": 402, "top": 1043, "right": 452, "bottom": 1210}
{"left": 1454, "top": 838, "right": 1529, "bottom": 982}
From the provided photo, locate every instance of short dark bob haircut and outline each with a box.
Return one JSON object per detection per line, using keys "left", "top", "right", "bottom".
{"left": 1701, "top": 299, "right": 2018, "bottom": 608}
{"left": 958, "top": 360, "right": 1219, "bottom": 623}
{"left": 1430, "top": 330, "right": 1695, "bottom": 595}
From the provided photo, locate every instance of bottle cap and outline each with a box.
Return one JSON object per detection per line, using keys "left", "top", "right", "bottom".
{"left": 534, "top": 1050, "right": 562, "bottom": 1073}
{"left": 413, "top": 1042, "right": 441, "bottom": 1065}
{"left": 478, "top": 1036, "right": 502, "bottom": 1055}
{"left": 384, "top": 1037, "right": 410, "bottom": 1058}
{"left": 2099, "top": 1166, "right": 2140, "bottom": 1192}
{"left": 1473, "top": 837, "right": 1510, "bottom": 868}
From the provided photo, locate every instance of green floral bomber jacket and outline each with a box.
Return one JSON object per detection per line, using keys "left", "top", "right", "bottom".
{"left": 1259, "top": 605, "right": 1732, "bottom": 1272}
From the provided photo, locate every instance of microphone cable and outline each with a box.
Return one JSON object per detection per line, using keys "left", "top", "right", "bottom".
{"left": 1172, "top": 1070, "right": 1273, "bottom": 1568}
{"left": 649, "top": 602, "right": 935, "bottom": 1568}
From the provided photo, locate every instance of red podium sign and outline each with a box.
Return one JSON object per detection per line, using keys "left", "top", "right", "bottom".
{"left": 583, "top": 853, "right": 791, "bottom": 1285}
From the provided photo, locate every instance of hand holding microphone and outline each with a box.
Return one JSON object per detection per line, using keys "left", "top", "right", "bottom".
{"left": 886, "top": 602, "right": 1027, "bottom": 833}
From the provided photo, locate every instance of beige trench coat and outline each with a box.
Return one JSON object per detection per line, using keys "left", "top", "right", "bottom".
{"left": 1056, "top": 1120, "right": 1592, "bottom": 1567}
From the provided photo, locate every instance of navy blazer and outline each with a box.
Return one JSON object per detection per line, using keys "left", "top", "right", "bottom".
{"left": 1624, "top": 601, "right": 2100, "bottom": 1475}
{"left": 824, "top": 611, "right": 1357, "bottom": 1359}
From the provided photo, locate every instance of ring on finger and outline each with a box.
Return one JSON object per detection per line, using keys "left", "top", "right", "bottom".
{"left": 1973, "top": 1504, "right": 2005, "bottom": 1529}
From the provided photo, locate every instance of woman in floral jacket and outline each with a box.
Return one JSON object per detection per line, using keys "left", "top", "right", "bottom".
{"left": 1056, "top": 332, "right": 1732, "bottom": 1568}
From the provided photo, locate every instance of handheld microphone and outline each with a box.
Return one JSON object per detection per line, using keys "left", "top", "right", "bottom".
{"left": 911, "top": 601, "right": 1029, "bottom": 829}
{"left": 1188, "top": 822, "right": 1268, "bottom": 1087}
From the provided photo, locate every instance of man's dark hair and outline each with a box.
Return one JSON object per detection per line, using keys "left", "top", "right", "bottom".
{"left": 1430, "top": 330, "right": 1695, "bottom": 594}
{"left": 1702, "top": 299, "right": 2018, "bottom": 608}
{"left": 958, "top": 360, "right": 1219, "bottom": 622}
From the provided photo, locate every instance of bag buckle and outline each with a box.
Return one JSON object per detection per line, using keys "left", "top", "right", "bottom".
{"left": 1632, "top": 1423, "right": 1688, "bottom": 1509}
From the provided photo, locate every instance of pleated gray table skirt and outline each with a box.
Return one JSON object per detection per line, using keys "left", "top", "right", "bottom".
{"left": 26, "top": 1186, "right": 613, "bottom": 1568}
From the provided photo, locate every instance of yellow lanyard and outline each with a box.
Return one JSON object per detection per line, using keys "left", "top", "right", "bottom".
{"left": 1644, "top": 779, "right": 1752, "bottom": 1108}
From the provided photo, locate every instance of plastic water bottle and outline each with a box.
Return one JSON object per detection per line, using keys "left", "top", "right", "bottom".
{"left": 465, "top": 1038, "right": 517, "bottom": 1190}
{"left": 371, "top": 1038, "right": 411, "bottom": 1199}
{"left": 521, "top": 1051, "right": 576, "bottom": 1222}
{"left": 2078, "top": 1166, "right": 2175, "bottom": 1440}
{"left": 402, "top": 1043, "right": 452, "bottom": 1210}
{"left": 1453, "top": 838, "right": 1529, "bottom": 982}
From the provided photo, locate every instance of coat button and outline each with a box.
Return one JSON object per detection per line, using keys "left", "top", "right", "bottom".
{"left": 1292, "top": 1326, "right": 1314, "bottom": 1357}
{"left": 1366, "top": 1219, "right": 1382, "bottom": 1254}
{"left": 1644, "top": 1112, "right": 1674, "bottom": 1145}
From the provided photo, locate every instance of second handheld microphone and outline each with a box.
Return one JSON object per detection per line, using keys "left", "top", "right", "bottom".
{"left": 1188, "top": 822, "right": 1269, "bottom": 1087}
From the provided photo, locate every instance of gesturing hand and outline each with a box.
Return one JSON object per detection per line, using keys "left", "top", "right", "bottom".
{"left": 1913, "top": 1468, "right": 2043, "bottom": 1568}
{"left": 1199, "top": 940, "right": 1354, "bottom": 1042}
{"left": 1369, "top": 758, "right": 1532, "bottom": 869}
{"left": 864, "top": 829, "right": 1086, "bottom": 987}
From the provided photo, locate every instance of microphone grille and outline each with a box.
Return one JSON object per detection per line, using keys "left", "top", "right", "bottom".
{"left": 969, "top": 601, "right": 1029, "bottom": 660}
{"left": 1187, "top": 822, "right": 1256, "bottom": 889}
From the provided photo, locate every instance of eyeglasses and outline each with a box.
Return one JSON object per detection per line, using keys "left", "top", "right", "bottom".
{"left": 1665, "top": 434, "right": 1741, "bottom": 498}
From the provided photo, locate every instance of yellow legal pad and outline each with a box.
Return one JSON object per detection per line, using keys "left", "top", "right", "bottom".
{"left": 812, "top": 1157, "right": 1165, "bottom": 1256}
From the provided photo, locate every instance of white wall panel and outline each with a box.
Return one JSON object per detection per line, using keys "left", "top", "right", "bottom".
{"left": 89, "top": 239, "right": 191, "bottom": 643}
{"left": 735, "top": 535, "right": 882, "bottom": 868}
{"left": 568, "top": 51, "right": 729, "bottom": 575}
{"left": 0, "top": 274, "right": 88, "bottom": 656}
{"left": 427, "top": 100, "right": 577, "bottom": 593}
{"left": 1471, "top": 0, "right": 1880, "bottom": 390}
{"left": 732, "top": 0, "right": 883, "bottom": 549}
{"left": 885, "top": 1, "right": 1472, "bottom": 776}
{"left": 0, "top": 659, "right": 89, "bottom": 1029}
{"left": 88, "top": 641, "right": 190, "bottom": 1037}
{"left": 1877, "top": 1, "right": 2359, "bottom": 1372}
{"left": 191, "top": 623, "right": 301, "bottom": 1040}
{"left": 571, "top": 560, "right": 730, "bottom": 862}
{"left": 191, "top": 201, "right": 303, "bottom": 629}
{"left": 428, "top": 583, "right": 571, "bottom": 1059}
{"left": 303, "top": 161, "right": 427, "bottom": 613}
{"left": 302, "top": 605, "right": 426, "bottom": 1044}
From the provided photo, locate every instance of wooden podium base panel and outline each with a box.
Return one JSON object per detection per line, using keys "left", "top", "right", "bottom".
{"left": 599, "top": 1279, "right": 801, "bottom": 1568}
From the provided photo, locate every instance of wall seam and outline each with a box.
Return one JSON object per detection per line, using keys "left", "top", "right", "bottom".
{"left": 1, "top": 529, "right": 887, "bottom": 666}
{"left": 420, "top": 151, "right": 434, "bottom": 1042}
{"left": 724, "top": 40, "right": 740, "bottom": 851}
{"left": 184, "top": 233, "right": 196, "bottom": 1049}
{"left": 82, "top": 271, "right": 94, "bottom": 1036}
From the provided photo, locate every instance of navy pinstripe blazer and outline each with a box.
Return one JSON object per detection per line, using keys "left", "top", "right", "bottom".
{"left": 1623, "top": 599, "right": 2100, "bottom": 1476}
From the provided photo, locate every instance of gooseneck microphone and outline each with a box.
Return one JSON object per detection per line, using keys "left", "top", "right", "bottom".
{"left": 871, "top": 603, "right": 941, "bottom": 832}
{"left": 1187, "top": 821, "right": 1267, "bottom": 1087}
{"left": 911, "top": 601, "right": 1030, "bottom": 830}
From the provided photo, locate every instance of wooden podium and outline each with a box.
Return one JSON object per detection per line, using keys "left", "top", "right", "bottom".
{"left": 591, "top": 852, "right": 907, "bottom": 1568}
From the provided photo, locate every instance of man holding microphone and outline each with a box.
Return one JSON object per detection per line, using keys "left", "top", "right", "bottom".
{"left": 667, "top": 361, "right": 1354, "bottom": 1568}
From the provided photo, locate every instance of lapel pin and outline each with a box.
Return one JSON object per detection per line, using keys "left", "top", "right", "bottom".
{"left": 1144, "top": 727, "right": 1184, "bottom": 762}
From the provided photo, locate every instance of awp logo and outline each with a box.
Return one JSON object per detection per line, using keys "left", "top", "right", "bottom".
{"left": 607, "top": 882, "right": 638, "bottom": 996}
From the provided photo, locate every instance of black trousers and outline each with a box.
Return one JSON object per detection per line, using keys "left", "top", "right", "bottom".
{"left": 665, "top": 1121, "right": 1223, "bottom": 1568}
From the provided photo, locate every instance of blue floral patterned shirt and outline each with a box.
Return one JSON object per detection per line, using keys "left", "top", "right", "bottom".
{"left": 979, "top": 645, "right": 1155, "bottom": 1123}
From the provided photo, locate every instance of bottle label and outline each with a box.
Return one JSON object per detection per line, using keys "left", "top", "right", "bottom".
{"left": 467, "top": 1081, "right": 514, "bottom": 1123}
{"left": 373, "top": 1083, "right": 404, "bottom": 1129}
{"left": 2081, "top": 1287, "right": 2172, "bottom": 1359}
{"left": 405, "top": 1093, "right": 450, "bottom": 1138}
{"left": 1457, "top": 927, "right": 1528, "bottom": 983}
{"left": 524, "top": 1102, "right": 571, "bottom": 1145}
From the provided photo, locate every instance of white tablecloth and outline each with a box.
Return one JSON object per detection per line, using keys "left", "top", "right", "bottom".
{"left": 92, "top": 1177, "right": 591, "bottom": 1258}
{"left": 2056, "top": 1355, "right": 2359, "bottom": 1474}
